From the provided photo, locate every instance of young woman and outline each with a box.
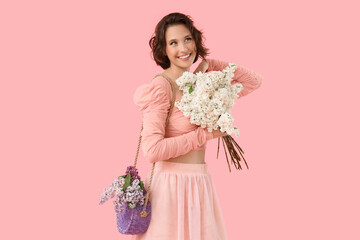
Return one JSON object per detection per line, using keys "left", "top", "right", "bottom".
{"left": 132, "top": 12, "right": 262, "bottom": 240}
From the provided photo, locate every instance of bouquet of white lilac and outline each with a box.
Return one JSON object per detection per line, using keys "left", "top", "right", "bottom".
{"left": 175, "top": 63, "right": 249, "bottom": 172}
{"left": 99, "top": 166, "right": 146, "bottom": 213}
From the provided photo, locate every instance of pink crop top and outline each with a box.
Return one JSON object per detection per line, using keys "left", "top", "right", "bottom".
{"left": 133, "top": 58, "right": 263, "bottom": 163}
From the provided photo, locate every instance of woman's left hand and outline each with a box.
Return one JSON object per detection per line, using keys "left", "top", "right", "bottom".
{"left": 211, "top": 128, "right": 228, "bottom": 138}
{"left": 193, "top": 59, "right": 209, "bottom": 74}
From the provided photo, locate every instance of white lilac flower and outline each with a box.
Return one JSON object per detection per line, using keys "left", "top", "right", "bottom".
{"left": 119, "top": 177, "right": 125, "bottom": 185}
{"left": 126, "top": 186, "right": 134, "bottom": 192}
{"left": 115, "top": 187, "right": 123, "bottom": 196}
{"left": 113, "top": 196, "right": 125, "bottom": 213}
{"left": 132, "top": 179, "right": 140, "bottom": 186}
{"left": 129, "top": 202, "right": 136, "bottom": 209}
{"left": 99, "top": 182, "right": 117, "bottom": 205}
{"left": 175, "top": 63, "right": 242, "bottom": 137}
{"left": 126, "top": 192, "right": 134, "bottom": 201}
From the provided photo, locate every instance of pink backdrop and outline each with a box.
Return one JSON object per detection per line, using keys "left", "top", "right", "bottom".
{"left": 1, "top": 0, "right": 359, "bottom": 239}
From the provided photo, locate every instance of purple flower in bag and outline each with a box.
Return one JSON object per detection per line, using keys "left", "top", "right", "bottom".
{"left": 126, "top": 166, "right": 142, "bottom": 182}
{"left": 99, "top": 166, "right": 146, "bottom": 213}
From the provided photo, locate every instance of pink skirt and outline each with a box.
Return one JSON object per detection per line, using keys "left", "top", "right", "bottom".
{"left": 131, "top": 161, "right": 228, "bottom": 240}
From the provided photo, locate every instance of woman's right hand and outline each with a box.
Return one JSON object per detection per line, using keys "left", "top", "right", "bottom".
{"left": 211, "top": 128, "right": 228, "bottom": 138}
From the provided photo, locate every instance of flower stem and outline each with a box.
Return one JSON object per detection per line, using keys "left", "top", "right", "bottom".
{"left": 217, "top": 135, "right": 249, "bottom": 172}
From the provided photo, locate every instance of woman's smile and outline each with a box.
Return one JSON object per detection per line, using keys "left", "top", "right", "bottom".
{"left": 178, "top": 53, "right": 192, "bottom": 60}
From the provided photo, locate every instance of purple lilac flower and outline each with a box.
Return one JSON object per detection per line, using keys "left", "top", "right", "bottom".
{"left": 125, "top": 166, "right": 141, "bottom": 182}
{"left": 100, "top": 167, "right": 147, "bottom": 212}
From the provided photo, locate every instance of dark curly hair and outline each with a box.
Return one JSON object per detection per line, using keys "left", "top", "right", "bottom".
{"left": 149, "top": 12, "right": 210, "bottom": 69}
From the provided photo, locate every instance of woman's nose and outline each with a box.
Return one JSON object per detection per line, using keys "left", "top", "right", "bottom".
{"left": 179, "top": 42, "right": 189, "bottom": 52}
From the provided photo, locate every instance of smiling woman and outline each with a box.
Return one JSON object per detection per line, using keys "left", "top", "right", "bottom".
{"left": 130, "top": 12, "right": 262, "bottom": 240}
{"left": 149, "top": 13, "right": 209, "bottom": 71}
{"left": 131, "top": 12, "right": 229, "bottom": 240}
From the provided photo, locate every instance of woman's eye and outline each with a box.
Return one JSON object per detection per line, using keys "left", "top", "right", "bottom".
{"left": 170, "top": 38, "right": 191, "bottom": 45}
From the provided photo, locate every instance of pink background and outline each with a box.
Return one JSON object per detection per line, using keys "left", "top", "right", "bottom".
{"left": 1, "top": 0, "right": 359, "bottom": 239}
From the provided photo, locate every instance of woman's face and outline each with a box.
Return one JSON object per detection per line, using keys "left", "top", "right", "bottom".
{"left": 164, "top": 24, "right": 197, "bottom": 71}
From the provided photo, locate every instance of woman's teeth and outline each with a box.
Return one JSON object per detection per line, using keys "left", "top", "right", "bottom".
{"left": 179, "top": 53, "right": 191, "bottom": 59}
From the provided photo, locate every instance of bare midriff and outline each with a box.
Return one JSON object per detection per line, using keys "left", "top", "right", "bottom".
{"left": 164, "top": 149, "right": 206, "bottom": 164}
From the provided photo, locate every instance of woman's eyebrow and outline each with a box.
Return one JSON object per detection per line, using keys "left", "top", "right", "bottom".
{"left": 168, "top": 35, "right": 192, "bottom": 43}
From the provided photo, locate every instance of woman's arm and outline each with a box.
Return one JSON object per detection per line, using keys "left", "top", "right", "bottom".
{"left": 134, "top": 76, "right": 214, "bottom": 163}
{"left": 205, "top": 58, "right": 263, "bottom": 98}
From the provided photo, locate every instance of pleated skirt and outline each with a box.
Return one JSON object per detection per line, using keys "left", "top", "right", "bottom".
{"left": 131, "top": 161, "right": 228, "bottom": 240}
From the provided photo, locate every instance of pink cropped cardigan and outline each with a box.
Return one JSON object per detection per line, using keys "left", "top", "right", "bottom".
{"left": 133, "top": 58, "right": 263, "bottom": 163}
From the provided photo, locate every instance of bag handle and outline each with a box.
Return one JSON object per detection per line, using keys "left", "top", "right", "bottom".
{"left": 134, "top": 73, "right": 176, "bottom": 217}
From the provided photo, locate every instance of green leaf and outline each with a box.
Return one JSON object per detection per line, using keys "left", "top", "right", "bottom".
{"left": 185, "top": 83, "right": 192, "bottom": 87}
{"left": 189, "top": 86, "right": 194, "bottom": 94}
{"left": 139, "top": 181, "right": 144, "bottom": 190}
{"left": 123, "top": 173, "right": 131, "bottom": 190}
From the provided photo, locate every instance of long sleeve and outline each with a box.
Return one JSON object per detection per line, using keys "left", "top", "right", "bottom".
{"left": 206, "top": 58, "right": 263, "bottom": 98}
{"left": 133, "top": 76, "right": 214, "bottom": 163}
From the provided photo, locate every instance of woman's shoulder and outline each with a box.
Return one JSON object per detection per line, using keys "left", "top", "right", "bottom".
{"left": 133, "top": 74, "right": 173, "bottom": 111}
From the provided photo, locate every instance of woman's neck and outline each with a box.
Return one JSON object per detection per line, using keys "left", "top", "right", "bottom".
{"left": 163, "top": 66, "right": 190, "bottom": 81}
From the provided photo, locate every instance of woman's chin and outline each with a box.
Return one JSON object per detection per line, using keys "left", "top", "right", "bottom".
{"left": 179, "top": 58, "right": 195, "bottom": 67}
